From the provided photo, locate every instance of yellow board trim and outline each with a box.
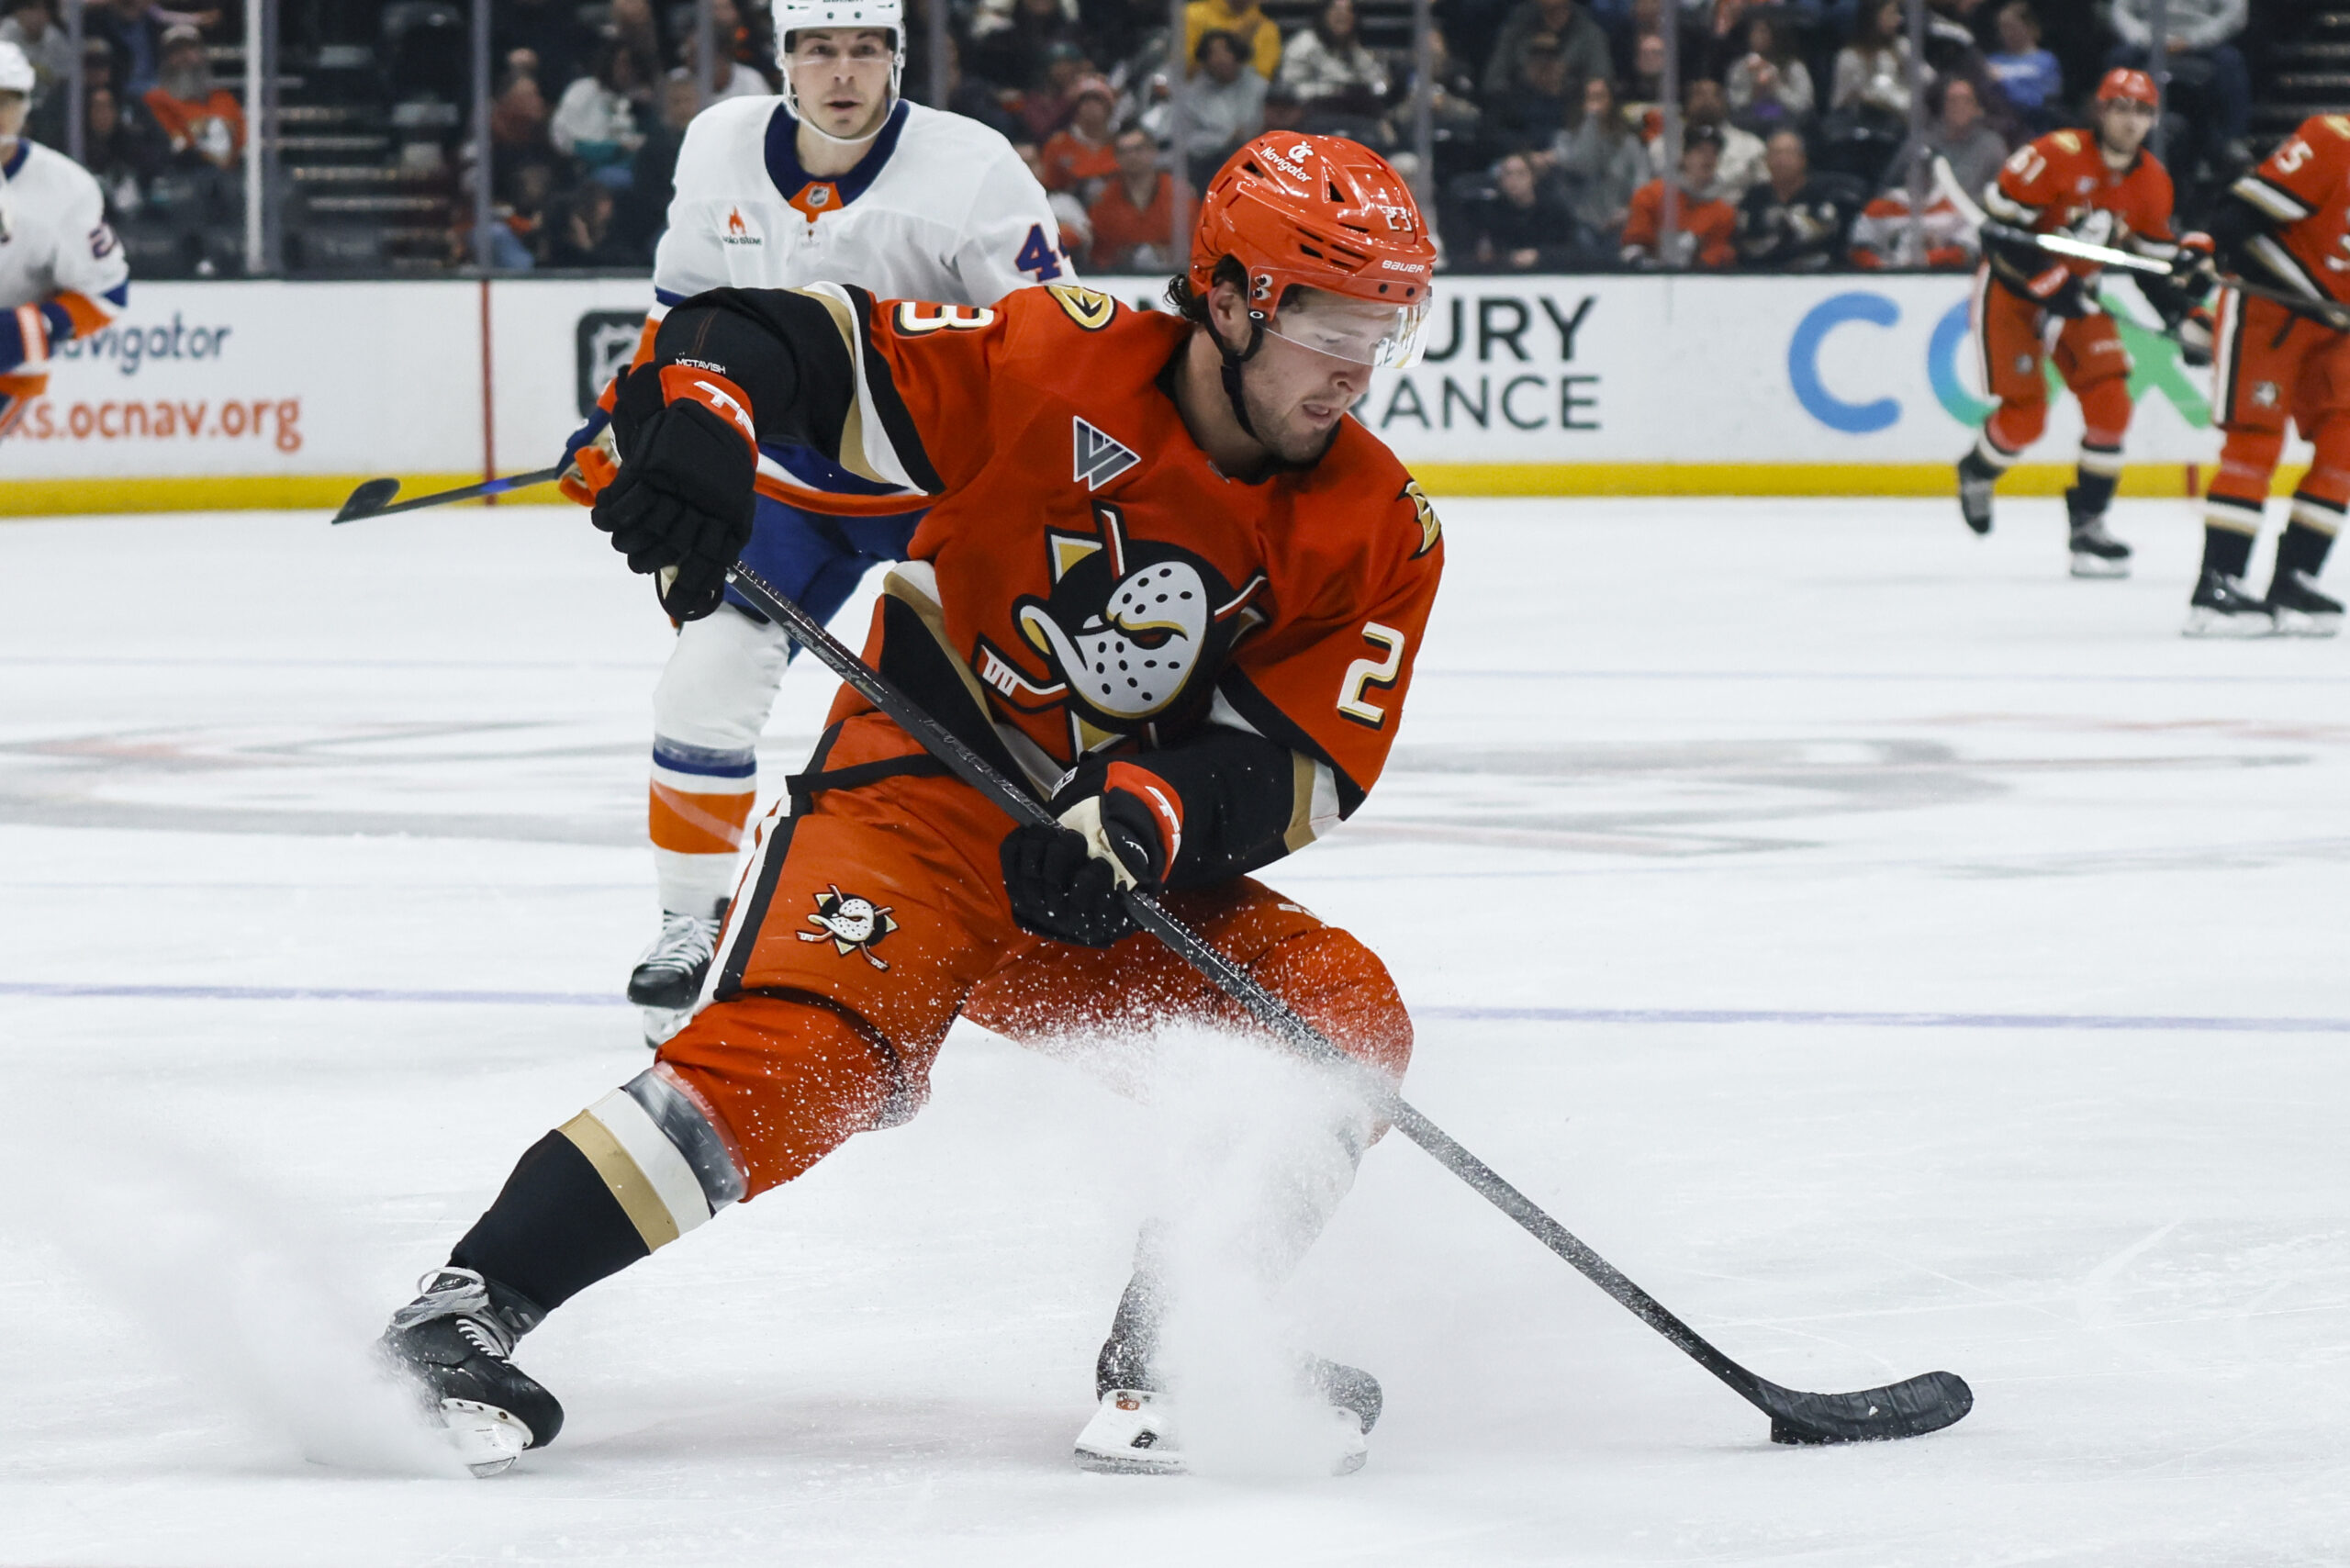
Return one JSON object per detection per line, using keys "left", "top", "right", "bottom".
{"left": 557, "top": 1110, "right": 684, "bottom": 1253}
{"left": 1410, "top": 463, "right": 2312, "bottom": 499}
{"left": 0, "top": 473, "right": 565, "bottom": 517}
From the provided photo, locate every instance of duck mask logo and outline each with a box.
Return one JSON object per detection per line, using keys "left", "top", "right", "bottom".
{"left": 978, "top": 502, "right": 1269, "bottom": 755}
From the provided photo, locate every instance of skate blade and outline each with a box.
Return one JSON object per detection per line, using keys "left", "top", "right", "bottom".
{"left": 2271, "top": 607, "right": 2342, "bottom": 638}
{"left": 2068, "top": 554, "right": 2129, "bottom": 579}
{"left": 2182, "top": 607, "right": 2277, "bottom": 639}
{"left": 437, "top": 1398, "right": 532, "bottom": 1477}
{"left": 1074, "top": 1442, "right": 1188, "bottom": 1475}
{"left": 640, "top": 1004, "right": 694, "bottom": 1049}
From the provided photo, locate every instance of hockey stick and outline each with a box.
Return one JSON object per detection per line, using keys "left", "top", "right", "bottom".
{"left": 330, "top": 466, "right": 565, "bottom": 524}
{"left": 718, "top": 558, "right": 1974, "bottom": 1447}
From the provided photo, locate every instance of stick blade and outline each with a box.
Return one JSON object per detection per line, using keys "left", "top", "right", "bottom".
{"left": 332, "top": 477, "right": 402, "bottom": 523}
{"left": 1761, "top": 1370, "right": 1973, "bottom": 1445}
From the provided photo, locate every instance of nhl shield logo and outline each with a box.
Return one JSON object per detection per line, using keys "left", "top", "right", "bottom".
{"left": 798, "top": 885, "right": 899, "bottom": 969}
{"left": 1073, "top": 417, "right": 1139, "bottom": 490}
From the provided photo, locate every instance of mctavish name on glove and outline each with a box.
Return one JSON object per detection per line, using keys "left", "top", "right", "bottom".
{"left": 590, "top": 362, "right": 761, "bottom": 621}
{"left": 1000, "top": 763, "right": 1182, "bottom": 948}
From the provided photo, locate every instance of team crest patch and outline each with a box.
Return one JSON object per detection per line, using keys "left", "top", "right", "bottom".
{"left": 1046, "top": 284, "right": 1116, "bottom": 331}
{"left": 2253, "top": 380, "right": 2281, "bottom": 409}
{"left": 1073, "top": 417, "right": 1140, "bottom": 490}
{"left": 799, "top": 885, "right": 899, "bottom": 969}
{"left": 1403, "top": 480, "right": 1440, "bottom": 557}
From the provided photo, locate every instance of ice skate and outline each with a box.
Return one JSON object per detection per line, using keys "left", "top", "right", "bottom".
{"left": 2265, "top": 569, "right": 2343, "bottom": 637}
{"left": 1073, "top": 1358, "right": 1381, "bottom": 1477}
{"left": 2182, "top": 569, "right": 2276, "bottom": 637}
{"left": 1955, "top": 451, "right": 1998, "bottom": 536}
{"left": 628, "top": 902, "right": 724, "bottom": 1047}
{"left": 379, "top": 1268, "right": 563, "bottom": 1476}
{"left": 2065, "top": 497, "right": 2130, "bottom": 578}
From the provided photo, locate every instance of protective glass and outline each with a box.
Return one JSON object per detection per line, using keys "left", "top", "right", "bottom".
{"left": 1261, "top": 291, "right": 1433, "bottom": 370}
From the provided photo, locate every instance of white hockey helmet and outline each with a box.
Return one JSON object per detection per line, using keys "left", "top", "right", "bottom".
{"left": 0, "top": 41, "right": 36, "bottom": 97}
{"left": 773, "top": 0, "right": 904, "bottom": 130}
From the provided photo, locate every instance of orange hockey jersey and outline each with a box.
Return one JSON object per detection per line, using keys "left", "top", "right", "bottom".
{"left": 637, "top": 281, "right": 1443, "bottom": 878}
{"left": 2227, "top": 113, "right": 2350, "bottom": 306}
{"left": 1981, "top": 126, "right": 2176, "bottom": 280}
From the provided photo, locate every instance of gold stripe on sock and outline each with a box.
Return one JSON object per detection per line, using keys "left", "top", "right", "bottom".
{"left": 557, "top": 1111, "right": 683, "bottom": 1251}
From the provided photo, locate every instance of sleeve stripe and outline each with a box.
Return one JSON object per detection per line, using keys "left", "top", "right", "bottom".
{"left": 1982, "top": 186, "right": 2039, "bottom": 224}
{"left": 791, "top": 283, "right": 935, "bottom": 494}
{"left": 2232, "top": 174, "right": 2312, "bottom": 222}
{"left": 847, "top": 286, "right": 946, "bottom": 496}
{"left": 1214, "top": 667, "right": 1367, "bottom": 821}
{"left": 2247, "top": 234, "right": 2328, "bottom": 300}
{"left": 654, "top": 286, "right": 690, "bottom": 307}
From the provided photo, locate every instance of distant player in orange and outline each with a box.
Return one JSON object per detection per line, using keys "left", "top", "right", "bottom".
{"left": 380, "top": 134, "right": 1442, "bottom": 1480}
{"left": 1956, "top": 68, "right": 2210, "bottom": 577}
{"left": 2185, "top": 113, "right": 2350, "bottom": 636}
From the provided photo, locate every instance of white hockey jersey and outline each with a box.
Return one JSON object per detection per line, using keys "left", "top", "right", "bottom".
{"left": 623, "top": 95, "right": 1073, "bottom": 513}
{"left": 0, "top": 138, "right": 129, "bottom": 430}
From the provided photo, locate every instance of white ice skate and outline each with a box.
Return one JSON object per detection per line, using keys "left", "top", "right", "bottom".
{"left": 627, "top": 904, "right": 724, "bottom": 1047}
{"left": 1072, "top": 1387, "right": 1370, "bottom": 1476}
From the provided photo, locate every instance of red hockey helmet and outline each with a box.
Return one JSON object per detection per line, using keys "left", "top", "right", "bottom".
{"left": 1189, "top": 133, "right": 1438, "bottom": 368}
{"left": 2096, "top": 67, "right": 2159, "bottom": 106}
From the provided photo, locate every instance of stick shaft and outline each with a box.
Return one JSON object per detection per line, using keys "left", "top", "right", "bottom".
{"left": 721, "top": 561, "right": 1772, "bottom": 1413}
{"left": 343, "top": 466, "right": 565, "bottom": 521}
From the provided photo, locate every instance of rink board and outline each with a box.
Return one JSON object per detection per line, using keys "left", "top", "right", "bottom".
{"left": 0, "top": 272, "right": 2307, "bottom": 513}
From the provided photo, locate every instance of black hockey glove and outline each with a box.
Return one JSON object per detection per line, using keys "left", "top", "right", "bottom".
{"left": 1000, "top": 766, "right": 1176, "bottom": 948}
{"left": 592, "top": 363, "right": 759, "bottom": 621}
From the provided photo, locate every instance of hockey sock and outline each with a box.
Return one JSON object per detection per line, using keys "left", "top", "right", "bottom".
{"left": 2068, "top": 460, "right": 2121, "bottom": 523}
{"left": 2198, "top": 523, "right": 2256, "bottom": 581}
{"left": 2276, "top": 518, "right": 2337, "bottom": 580}
{"left": 450, "top": 1070, "right": 744, "bottom": 1314}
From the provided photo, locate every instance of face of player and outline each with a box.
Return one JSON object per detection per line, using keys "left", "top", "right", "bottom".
{"left": 2095, "top": 95, "right": 2155, "bottom": 159}
{"left": 0, "top": 91, "right": 25, "bottom": 143}
{"left": 1213, "top": 283, "right": 1386, "bottom": 465}
{"left": 788, "top": 28, "right": 893, "bottom": 141}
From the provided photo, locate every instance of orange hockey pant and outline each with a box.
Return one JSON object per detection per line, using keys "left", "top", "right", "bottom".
{"left": 2207, "top": 291, "right": 2350, "bottom": 530}
{"left": 655, "top": 711, "right": 1415, "bottom": 1199}
{"left": 1972, "top": 272, "right": 2133, "bottom": 457}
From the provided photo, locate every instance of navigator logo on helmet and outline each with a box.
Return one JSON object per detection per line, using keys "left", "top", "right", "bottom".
{"left": 771, "top": 0, "right": 905, "bottom": 138}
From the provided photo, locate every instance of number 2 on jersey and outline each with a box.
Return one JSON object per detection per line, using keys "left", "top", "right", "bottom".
{"left": 1016, "top": 224, "right": 1065, "bottom": 283}
{"left": 1337, "top": 622, "right": 1406, "bottom": 729}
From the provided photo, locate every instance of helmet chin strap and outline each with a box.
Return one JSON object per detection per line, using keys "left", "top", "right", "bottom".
{"left": 778, "top": 31, "right": 902, "bottom": 150}
{"left": 1214, "top": 310, "right": 1269, "bottom": 443}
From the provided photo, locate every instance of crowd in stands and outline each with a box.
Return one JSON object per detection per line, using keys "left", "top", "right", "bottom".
{"left": 21, "top": 0, "right": 2270, "bottom": 274}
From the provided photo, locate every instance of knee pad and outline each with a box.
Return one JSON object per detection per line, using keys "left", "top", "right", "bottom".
{"left": 1986, "top": 400, "right": 2046, "bottom": 458}
{"left": 651, "top": 604, "right": 794, "bottom": 754}
{"left": 1248, "top": 926, "right": 1414, "bottom": 1084}
{"left": 2075, "top": 375, "right": 2133, "bottom": 451}
{"left": 659, "top": 992, "right": 915, "bottom": 1197}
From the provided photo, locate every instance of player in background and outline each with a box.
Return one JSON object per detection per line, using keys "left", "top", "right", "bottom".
{"left": 0, "top": 40, "right": 129, "bottom": 436}
{"left": 559, "top": 0, "right": 1071, "bottom": 1046}
{"left": 382, "top": 133, "right": 1439, "bottom": 1480}
{"left": 1955, "top": 69, "right": 2211, "bottom": 578}
{"left": 2183, "top": 113, "right": 2350, "bottom": 636}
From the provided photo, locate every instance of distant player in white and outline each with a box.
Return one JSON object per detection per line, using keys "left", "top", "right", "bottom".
{"left": 0, "top": 40, "right": 129, "bottom": 436}
{"left": 557, "top": 0, "right": 1073, "bottom": 1045}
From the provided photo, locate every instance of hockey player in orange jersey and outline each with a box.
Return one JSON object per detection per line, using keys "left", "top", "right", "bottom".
{"left": 1955, "top": 68, "right": 2212, "bottom": 577}
{"left": 2182, "top": 112, "right": 2350, "bottom": 636}
{"left": 380, "top": 133, "right": 1442, "bottom": 1479}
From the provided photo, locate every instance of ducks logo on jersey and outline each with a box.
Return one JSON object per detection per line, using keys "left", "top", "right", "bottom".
{"left": 799, "top": 885, "right": 899, "bottom": 969}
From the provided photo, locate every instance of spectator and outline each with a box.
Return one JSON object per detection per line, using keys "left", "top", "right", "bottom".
{"left": 1723, "top": 13, "right": 1814, "bottom": 131}
{"left": 1984, "top": 2, "right": 2059, "bottom": 129}
{"left": 89, "top": 0, "right": 179, "bottom": 98}
{"left": 2105, "top": 0, "right": 2249, "bottom": 166}
{"left": 936, "top": 36, "right": 1021, "bottom": 140}
{"left": 1490, "top": 31, "right": 1580, "bottom": 153}
{"left": 497, "top": 0, "right": 590, "bottom": 103}
{"left": 1039, "top": 76, "right": 1120, "bottom": 196}
{"left": 81, "top": 84, "right": 162, "bottom": 218}
{"left": 1695, "top": 0, "right": 1758, "bottom": 81}
{"left": 610, "top": 0, "right": 666, "bottom": 98}
{"left": 1624, "top": 30, "right": 1665, "bottom": 116}
{"left": 1831, "top": 0, "right": 1930, "bottom": 126}
{"left": 1483, "top": 0, "right": 1609, "bottom": 103}
{"left": 549, "top": 180, "right": 642, "bottom": 268}
{"left": 1088, "top": 125, "right": 1181, "bottom": 269}
{"left": 673, "top": 27, "right": 769, "bottom": 102}
{"left": 1276, "top": 0, "right": 1389, "bottom": 119}
{"left": 1849, "top": 178, "right": 1976, "bottom": 268}
{"left": 1182, "top": 0, "right": 1281, "bottom": 81}
{"left": 968, "top": 0, "right": 1086, "bottom": 100}
{"left": 496, "top": 158, "right": 561, "bottom": 269}
{"left": 1170, "top": 30, "right": 1265, "bottom": 185}
{"left": 1551, "top": 73, "right": 1643, "bottom": 238}
{"left": 1653, "top": 78, "right": 1763, "bottom": 201}
{"left": 1016, "top": 136, "right": 1097, "bottom": 264}
{"left": 1928, "top": 76, "right": 2005, "bottom": 199}
{"left": 490, "top": 64, "right": 554, "bottom": 167}
{"left": 1466, "top": 151, "right": 1583, "bottom": 270}
{"left": 552, "top": 41, "right": 648, "bottom": 186}
{"left": 1735, "top": 129, "right": 1851, "bottom": 269}
{"left": 143, "top": 23, "right": 241, "bottom": 168}
{"left": 0, "top": 0, "right": 71, "bottom": 144}
{"left": 1622, "top": 124, "right": 1736, "bottom": 268}
{"left": 1403, "top": 24, "right": 1484, "bottom": 160}
{"left": 1019, "top": 39, "right": 1090, "bottom": 140}
{"left": 621, "top": 73, "right": 700, "bottom": 251}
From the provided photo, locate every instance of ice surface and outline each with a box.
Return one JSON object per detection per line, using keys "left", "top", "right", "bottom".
{"left": 1, "top": 498, "right": 2345, "bottom": 1565}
